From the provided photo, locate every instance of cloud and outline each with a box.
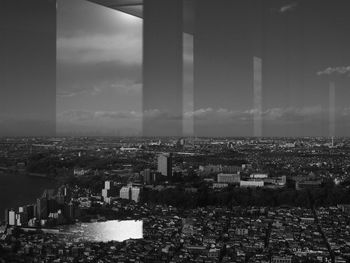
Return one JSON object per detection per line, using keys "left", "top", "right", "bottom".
{"left": 57, "top": 60, "right": 142, "bottom": 102}
{"left": 342, "top": 107, "right": 350, "bottom": 117}
{"left": 278, "top": 2, "right": 298, "bottom": 13}
{"left": 143, "top": 109, "right": 183, "bottom": 121}
{"left": 57, "top": 106, "right": 330, "bottom": 126}
{"left": 56, "top": 106, "right": 350, "bottom": 136}
{"left": 184, "top": 106, "right": 325, "bottom": 123}
{"left": 262, "top": 106, "right": 324, "bottom": 122}
{"left": 110, "top": 81, "right": 142, "bottom": 94}
{"left": 317, "top": 66, "right": 350, "bottom": 76}
{"left": 57, "top": 33, "right": 142, "bottom": 65}
{"left": 57, "top": 109, "right": 142, "bottom": 123}
{"left": 95, "top": 110, "right": 141, "bottom": 120}
{"left": 57, "top": 86, "right": 104, "bottom": 98}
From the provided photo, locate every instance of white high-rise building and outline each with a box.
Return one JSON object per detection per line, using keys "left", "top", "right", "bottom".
{"left": 102, "top": 181, "right": 117, "bottom": 202}
{"left": 131, "top": 187, "right": 141, "bottom": 203}
{"left": 120, "top": 186, "right": 131, "bottom": 200}
{"left": 158, "top": 153, "right": 172, "bottom": 176}
{"left": 8, "top": 210, "right": 16, "bottom": 226}
{"left": 105, "top": 181, "right": 112, "bottom": 190}
{"left": 119, "top": 185, "right": 141, "bottom": 203}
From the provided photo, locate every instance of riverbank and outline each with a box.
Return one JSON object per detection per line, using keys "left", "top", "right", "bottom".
{"left": 0, "top": 173, "right": 58, "bottom": 222}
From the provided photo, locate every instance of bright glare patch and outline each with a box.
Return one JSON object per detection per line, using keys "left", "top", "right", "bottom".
{"left": 64, "top": 220, "right": 143, "bottom": 242}
{"left": 117, "top": 11, "right": 141, "bottom": 24}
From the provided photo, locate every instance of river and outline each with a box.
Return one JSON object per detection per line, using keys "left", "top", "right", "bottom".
{"left": 60, "top": 220, "right": 143, "bottom": 242}
{"left": 0, "top": 172, "right": 57, "bottom": 221}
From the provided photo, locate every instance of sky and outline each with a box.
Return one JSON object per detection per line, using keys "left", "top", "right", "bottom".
{"left": 56, "top": 0, "right": 350, "bottom": 137}
{"left": 1, "top": 0, "right": 349, "bottom": 137}
{"left": 57, "top": 0, "right": 143, "bottom": 136}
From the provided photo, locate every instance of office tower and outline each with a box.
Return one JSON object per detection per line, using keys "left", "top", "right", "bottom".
{"left": 17, "top": 206, "right": 29, "bottom": 226}
{"left": 26, "top": 205, "right": 35, "bottom": 220}
{"left": 131, "top": 187, "right": 141, "bottom": 203}
{"left": 8, "top": 209, "right": 16, "bottom": 226}
{"left": 102, "top": 181, "right": 117, "bottom": 202}
{"left": 105, "top": 181, "right": 112, "bottom": 190}
{"left": 157, "top": 153, "right": 172, "bottom": 176}
{"left": 56, "top": 194, "right": 65, "bottom": 206}
{"left": 57, "top": 185, "right": 70, "bottom": 199}
{"left": 36, "top": 197, "right": 48, "bottom": 220}
{"left": 142, "top": 168, "right": 152, "bottom": 185}
{"left": 64, "top": 202, "right": 80, "bottom": 221}
{"left": 4, "top": 209, "right": 9, "bottom": 225}
{"left": 120, "top": 186, "right": 131, "bottom": 200}
{"left": 42, "top": 189, "right": 55, "bottom": 199}
{"left": 119, "top": 185, "right": 141, "bottom": 203}
{"left": 16, "top": 212, "right": 28, "bottom": 226}
{"left": 47, "top": 199, "right": 58, "bottom": 214}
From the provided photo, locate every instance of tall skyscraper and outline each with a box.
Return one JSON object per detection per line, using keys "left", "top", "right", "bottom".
{"left": 131, "top": 187, "right": 141, "bottom": 203}
{"left": 119, "top": 184, "right": 141, "bottom": 203}
{"left": 36, "top": 197, "right": 47, "bottom": 220}
{"left": 8, "top": 209, "right": 16, "bottom": 226}
{"left": 157, "top": 153, "right": 172, "bottom": 176}
{"left": 142, "top": 168, "right": 152, "bottom": 184}
{"left": 120, "top": 186, "right": 132, "bottom": 200}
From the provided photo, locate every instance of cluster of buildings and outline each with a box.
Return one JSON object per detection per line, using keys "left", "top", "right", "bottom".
{"left": 4, "top": 186, "right": 80, "bottom": 228}
{"left": 213, "top": 172, "right": 286, "bottom": 189}
{"left": 316, "top": 205, "right": 350, "bottom": 263}
{"left": 101, "top": 181, "right": 142, "bottom": 204}
{"left": 1, "top": 137, "right": 350, "bottom": 262}
{"left": 268, "top": 208, "right": 330, "bottom": 262}
{"left": 3, "top": 201, "right": 350, "bottom": 263}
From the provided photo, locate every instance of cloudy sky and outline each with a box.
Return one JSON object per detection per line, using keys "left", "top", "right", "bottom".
{"left": 2, "top": 0, "right": 348, "bottom": 137}
{"left": 57, "top": 0, "right": 143, "bottom": 136}
{"left": 56, "top": 0, "right": 350, "bottom": 137}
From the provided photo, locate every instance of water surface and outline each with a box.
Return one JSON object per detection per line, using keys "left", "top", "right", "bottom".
{"left": 0, "top": 173, "right": 57, "bottom": 220}
{"left": 61, "top": 220, "right": 143, "bottom": 242}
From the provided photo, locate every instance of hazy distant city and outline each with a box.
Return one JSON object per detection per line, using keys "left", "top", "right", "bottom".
{"left": 1, "top": 0, "right": 350, "bottom": 262}
{"left": 1, "top": 136, "right": 350, "bottom": 262}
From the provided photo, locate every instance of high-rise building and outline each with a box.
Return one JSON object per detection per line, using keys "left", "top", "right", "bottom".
{"left": 131, "top": 187, "right": 141, "bottom": 203}
{"left": 36, "top": 197, "right": 48, "bottom": 220}
{"left": 142, "top": 169, "right": 152, "bottom": 184}
{"left": 42, "top": 189, "right": 55, "bottom": 199}
{"left": 64, "top": 202, "right": 80, "bottom": 221}
{"left": 120, "top": 185, "right": 141, "bottom": 203}
{"left": 8, "top": 209, "right": 16, "bottom": 226}
{"left": 157, "top": 153, "right": 172, "bottom": 176}
{"left": 4, "top": 209, "right": 9, "bottom": 225}
{"left": 104, "top": 181, "right": 112, "bottom": 190}
{"left": 102, "top": 181, "right": 117, "bottom": 202}
{"left": 120, "top": 186, "right": 131, "bottom": 200}
{"left": 26, "top": 205, "right": 35, "bottom": 220}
